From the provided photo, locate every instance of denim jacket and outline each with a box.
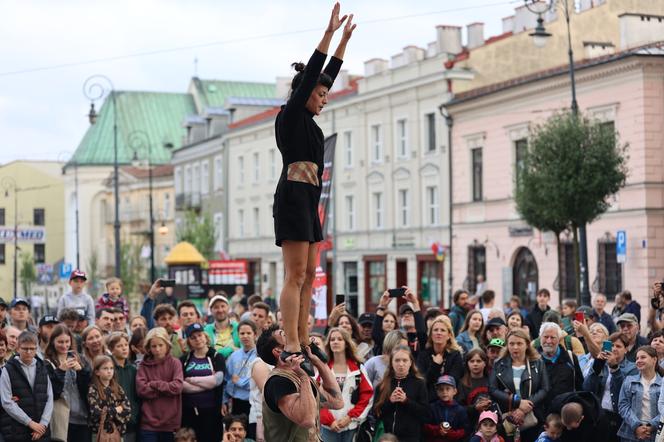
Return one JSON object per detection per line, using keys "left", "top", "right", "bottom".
{"left": 617, "top": 373, "right": 662, "bottom": 441}
{"left": 456, "top": 331, "right": 476, "bottom": 354}
{"left": 582, "top": 357, "right": 637, "bottom": 413}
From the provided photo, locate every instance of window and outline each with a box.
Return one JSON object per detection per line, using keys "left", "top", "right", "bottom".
{"left": 192, "top": 163, "right": 200, "bottom": 194}
{"left": 557, "top": 241, "right": 577, "bottom": 299}
{"left": 398, "top": 189, "right": 409, "bottom": 227}
{"left": 396, "top": 119, "right": 408, "bottom": 158}
{"left": 174, "top": 167, "right": 182, "bottom": 195}
{"left": 213, "top": 212, "right": 224, "bottom": 252}
{"left": 201, "top": 161, "right": 209, "bottom": 195}
{"left": 33, "top": 208, "right": 45, "bottom": 226}
{"left": 344, "top": 131, "right": 353, "bottom": 167}
{"left": 365, "top": 257, "right": 386, "bottom": 311}
{"left": 515, "top": 139, "right": 527, "bottom": 185}
{"left": 466, "top": 244, "right": 486, "bottom": 294}
{"left": 373, "top": 192, "right": 383, "bottom": 229}
{"left": 269, "top": 149, "right": 276, "bottom": 180}
{"left": 184, "top": 165, "right": 192, "bottom": 194}
{"left": 253, "top": 152, "right": 260, "bottom": 183}
{"left": 345, "top": 195, "right": 355, "bottom": 230}
{"left": 238, "top": 209, "right": 245, "bottom": 238}
{"left": 34, "top": 244, "right": 45, "bottom": 264}
{"left": 426, "top": 186, "right": 439, "bottom": 225}
{"left": 238, "top": 156, "right": 245, "bottom": 184}
{"left": 426, "top": 112, "right": 436, "bottom": 152}
{"left": 0, "top": 244, "right": 4, "bottom": 264}
{"left": 471, "top": 147, "right": 483, "bottom": 201}
{"left": 597, "top": 236, "right": 622, "bottom": 299}
{"left": 419, "top": 259, "right": 443, "bottom": 306}
{"left": 253, "top": 207, "right": 260, "bottom": 236}
{"left": 163, "top": 193, "right": 171, "bottom": 218}
{"left": 371, "top": 124, "right": 382, "bottom": 163}
{"left": 214, "top": 155, "right": 223, "bottom": 190}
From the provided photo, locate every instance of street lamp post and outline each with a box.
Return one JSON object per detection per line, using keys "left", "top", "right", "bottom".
{"left": 128, "top": 131, "right": 156, "bottom": 283}
{"left": 2, "top": 177, "right": 18, "bottom": 299}
{"left": 525, "top": 0, "right": 589, "bottom": 305}
{"left": 83, "top": 75, "right": 121, "bottom": 277}
{"left": 59, "top": 152, "right": 81, "bottom": 269}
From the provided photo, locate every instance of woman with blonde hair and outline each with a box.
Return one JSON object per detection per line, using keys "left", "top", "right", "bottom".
{"left": 416, "top": 315, "right": 464, "bottom": 401}
{"left": 489, "top": 329, "right": 549, "bottom": 442}
{"left": 319, "top": 327, "right": 373, "bottom": 441}
{"left": 365, "top": 329, "right": 408, "bottom": 388}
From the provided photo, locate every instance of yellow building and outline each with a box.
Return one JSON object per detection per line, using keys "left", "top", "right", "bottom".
{"left": 0, "top": 161, "right": 65, "bottom": 300}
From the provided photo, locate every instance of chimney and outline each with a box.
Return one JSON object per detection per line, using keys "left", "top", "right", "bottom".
{"left": 467, "top": 22, "right": 485, "bottom": 49}
{"left": 364, "top": 58, "right": 389, "bottom": 76}
{"left": 436, "top": 25, "right": 463, "bottom": 55}
{"left": 391, "top": 52, "right": 406, "bottom": 69}
{"left": 276, "top": 76, "right": 291, "bottom": 100}
{"left": 502, "top": 15, "right": 515, "bottom": 33}
{"left": 331, "top": 70, "right": 349, "bottom": 92}
{"left": 403, "top": 46, "right": 425, "bottom": 63}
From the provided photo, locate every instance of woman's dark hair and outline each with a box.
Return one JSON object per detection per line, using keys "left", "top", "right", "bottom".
{"left": 636, "top": 345, "right": 664, "bottom": 376}
{"left": 238, "top": 319, "right": 257, "bottom": 335}
{"left": 290, "top": 62, "right": 333, "bottom": 96}
{"left": 44, "top": 324, "right": 77, "bottom": 365}
{"left": 506, "top": 310, "right": 525, "bottom": 329}
{"left": 461, "top": 348, "right": 489, "bottom": 388}
{"left": 460, "top": 310, "right": 484, "bottom": 337}
{"left": 374, "top": 345, "right": 422, "bottom": 416}
{"left": 129, "top": 326, "right": 147, "bottom": 363}
{"left": 331, "top": 313, "right": 362, "bottom": 343}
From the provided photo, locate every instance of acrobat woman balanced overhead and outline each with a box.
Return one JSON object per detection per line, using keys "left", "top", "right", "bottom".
{"left": 273, "top": 3, "right": 356, "bottom": 374}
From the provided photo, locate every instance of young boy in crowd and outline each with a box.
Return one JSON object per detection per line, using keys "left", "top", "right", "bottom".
{"left": 0, "top": 331, "right": 54, "bottom": 442}
{"left": 153, "top": 304, "right": 184, "bottom": 358}
{"left": 469, "top": 411, "right": 503, "bottom": 442}
{"left": 535, "top": 413, "right": 564, "bottom": 442}
{"left": 95, "top": 277, "right": 129, "bottom": 319}
{"left": 57, "top": 270, "right": 95, "bottom": 325}
{"left": 424, "top": 375, "right": 469, "bottom": 441}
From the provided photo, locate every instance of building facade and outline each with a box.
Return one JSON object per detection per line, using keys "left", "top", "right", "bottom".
{"left": 446, "top": 46, "right": 664, "bottom": 313}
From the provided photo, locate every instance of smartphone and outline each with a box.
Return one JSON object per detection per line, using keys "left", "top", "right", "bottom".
{"left": 388, "top": 288, "right": 406, "bottom": 298}
{"left": 574, "top": 312, "right": 585, "bottom": 322}
{"left": 66, "top": 351, "right": 75, "bottom": 359}
{"left": 602, "top": 340, "right": 613, "bottom": 352}
{"left": 160, "top": 279, "right": 176, "bottom": 287}
{"left": 335, "top": 294, "right": 346, "bottom": 306}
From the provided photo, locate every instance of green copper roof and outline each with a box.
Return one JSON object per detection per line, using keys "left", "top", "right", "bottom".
{"left": 193, "top": 78, "right": 276, "bottom": 108}
{"left": 72, "top": 91, "right": 196, "bottom": 166}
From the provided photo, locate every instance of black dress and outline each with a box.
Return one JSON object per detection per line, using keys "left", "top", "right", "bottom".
{"left": 273, "top": 49, "right": 342, "bottom": 247}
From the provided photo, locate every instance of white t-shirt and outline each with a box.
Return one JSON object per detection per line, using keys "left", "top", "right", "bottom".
{"left": 601, "top": 372, "right": 613, "bottom": 410}
{"left": 641, "top": 376, "right": 655, "bottom": 422}
{"left": 512, "top": 365, "right": 526, "bottom": 396}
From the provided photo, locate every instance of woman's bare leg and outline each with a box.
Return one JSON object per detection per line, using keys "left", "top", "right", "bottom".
{"left": 298, "top": 242, "right": 319, "bottom": 346}
{"left": 280, "top": 240, "right": 310, "bottom": 353}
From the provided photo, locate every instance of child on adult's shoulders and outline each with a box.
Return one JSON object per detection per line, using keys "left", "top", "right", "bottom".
{"left": 95, "top": 277, "right": 130, "bottom": 319}
{"left": 424, "top": 375, "right": 469, "bottom": 442}
{"left": 469, "top": 411, "right": 504, "bottom": 442}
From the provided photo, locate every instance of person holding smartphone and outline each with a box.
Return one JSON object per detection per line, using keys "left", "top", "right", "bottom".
{"left": 374, "top": 287, "right": 427, "bottom": 358}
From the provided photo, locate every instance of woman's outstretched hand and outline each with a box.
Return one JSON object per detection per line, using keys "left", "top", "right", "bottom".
{"left": 326, "top": 2, "right": 348, "bottom": 33}
{"left": 341, "top": 13, "right": 356, "bottom": 41}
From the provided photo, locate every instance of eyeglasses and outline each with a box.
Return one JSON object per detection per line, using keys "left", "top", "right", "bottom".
{"left": 19, "top": 347, "right": 37, "bottom": 352}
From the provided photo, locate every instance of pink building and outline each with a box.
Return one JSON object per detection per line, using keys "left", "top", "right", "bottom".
{"left": 446, "top": 44, "right": 664, "bottom": 315}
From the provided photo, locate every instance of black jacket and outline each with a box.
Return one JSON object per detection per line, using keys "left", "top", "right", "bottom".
{"left": 416, "top": 348, "right": 464, "bottom": 402}
{"left": 549, "top": 391, "right": 610, "bottom": 442}
{"left": 180, "top": 347, "right": 226, "bottom": 408}
{"left": 0, "top": 357, "right": 51, "bottom": 442}
{"left": 375, "top": 374, "right": 430, "bottom": 442}
{"left": 536, "top": 345, "right": 583, "bottom": 411}
{"left": 525, "top": 304, "right": 550, "bottom": 339}
{"left": 489, "top": 356, "right": 549, "bottom": 422}
{"left": 372, "top": 310, "right": 427, "bottom": 357}
{"left": 45, "top": 358, "right": 91, "bottom": 404}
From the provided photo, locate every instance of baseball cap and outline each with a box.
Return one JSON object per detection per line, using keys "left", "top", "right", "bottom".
{"left": 69, "top": 269, "right": 87, "bottom": 281}
{"left": 185, "top": 322, "right": 205, "bottom": 338}
{"left": 75, "top": 308, "right": 87, "bottom": 321}
{"left": 10, "top": 298, "right": 30, "bottom": 310}
{"left": 399, "top": 304, "right": 415, "bottom": 315}
{"left": 486, "top": 317, "right": 506, "bottom": 329}
{"left": 358, "top": 313, "right": 375, "bottom": 325}
{"left": 0, "top": 298, "right": 7, "bottom": 309}
{"left": 617, "top": 313, "right": 638, "bottom": 325}
{"left": 39, "top": 315, "right": 60, "bottom": 327}
{"left": 209, "top": 295, "right": 230, "bottom": 308}
{"left": 435, "top": 374, "right": 457, "bottom": 388}
{"left": 487, "top": 338, "right": 505, "bottom": 348}
{"left": 479, "top": 410, "right": 499, "bottom": 425}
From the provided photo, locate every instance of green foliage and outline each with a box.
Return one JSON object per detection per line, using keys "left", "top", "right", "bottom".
{"left": 176, "top": 210, "right": 218, "bottom": 260}
{"left": 87, "top": 249, "right": 100, "bottom": 297}
{"left": 19, "top": 252, "right": 37, "bottom": 297}
{"left": 120, "top": 241, "right": 146, "bottom": 298}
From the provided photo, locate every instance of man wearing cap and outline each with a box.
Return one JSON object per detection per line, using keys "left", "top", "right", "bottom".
{"left": 9, "top": 298, "right": 37, "bottom": 334}
{"left": 486, "top": 338, "right": 505, "bottom": 371}
{"left": 425, "top": 374, "right": 469, "bottom": 441}
{"left": 57, "top": 270, "right": 95, "bottom": 326}
{"left": 0, "top": 298, "right": 8, "bottom": 329}
{"left": 617, "top": 312, "right": 648, "bottom": 362}
{"left": 37, "top": 315, "right": 59, "bottom": 358}
{"left": 356, "top": 313, "right": 375, "bottom": 361}
{"left": 485, "top": 318, "right": 507, "bottom": 344}
{"left": 374, "top": 287, "right": 427, "bottom": 357}
{"left": 204, "top": 295, "right": 240, "bottom": 358}
{"left": 591, "top": 294, "right": 616, "bottom": 334}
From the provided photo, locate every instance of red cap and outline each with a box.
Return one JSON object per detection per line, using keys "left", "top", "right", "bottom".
{"left": 69, "top": 269, "right": 87, "bottom": 281}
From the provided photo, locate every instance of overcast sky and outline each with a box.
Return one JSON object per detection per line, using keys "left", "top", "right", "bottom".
{"left": 0, "top": 0, "right": 522, "bottom": 163}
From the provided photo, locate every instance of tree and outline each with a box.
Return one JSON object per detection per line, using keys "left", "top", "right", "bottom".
{"left": 176, "top": 210, "right": 218, "bottom": 260}
{"left": 515, "top": 111, "right": 628, "bottom": 305}
{"left": 19, "top": 252, "right": 37, "bottom": 297}
{"left": 87, "top": 248, "right": 101, "bottom": 298}
{"left": 120, "top": 241, "right": 146, "bottom": 305}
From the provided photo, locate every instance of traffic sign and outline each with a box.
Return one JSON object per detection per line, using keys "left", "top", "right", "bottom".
{"left": 616, "top": 230, "right": 626, "bottom": 263}
{"left": 59, "top": 263, "right": 73, "bottom": 279}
